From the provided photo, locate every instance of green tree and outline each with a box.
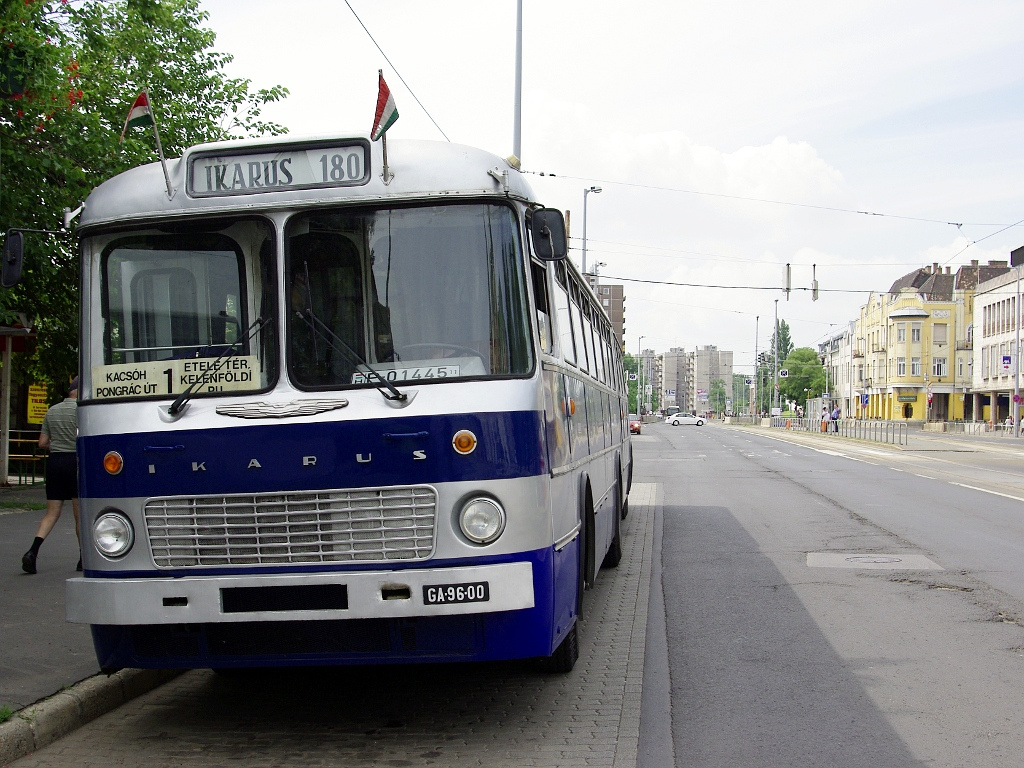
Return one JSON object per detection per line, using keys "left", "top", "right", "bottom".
{"left": 754, "top": 319, "right": 795, "bottom": 413}
{"left": 779, "top": 347, "right": 826, "bottom": 407}
{"left": 623, "top": 353, "right": 638, "bottom": 412}
{"left": 709, "top": 378, "right": 727, "bottom": 414}
{"left": 732, "top": 373, "right": 748, "bottom": 414}
{"left": 1, "top": 0, "right": 288, "bottom": 398}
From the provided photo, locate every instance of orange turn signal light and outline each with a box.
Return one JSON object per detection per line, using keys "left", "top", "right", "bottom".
{"left": 103, "top": 451, "right": 124, "bottom": 475}
{"left": 452, "top": 430, "right": 478, "bottom": 455}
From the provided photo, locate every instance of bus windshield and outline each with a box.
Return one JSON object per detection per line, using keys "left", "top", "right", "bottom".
{"left": 92, "top": 219, "right": 277, "bottom": 401}
{"left": 287, "top": 202, "right": 533, "bottom": 389}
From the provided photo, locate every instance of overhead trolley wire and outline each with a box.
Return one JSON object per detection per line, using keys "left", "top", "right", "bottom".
{"left": 527, "top": 170, "right": 1022, "bottom": 230}
{"left": 344, "top": 1, "right": 450, "bottom": 142}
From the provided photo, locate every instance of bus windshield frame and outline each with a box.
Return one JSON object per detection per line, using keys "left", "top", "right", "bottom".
{"left": 286, "top": 201, "right": 534, "bottom": 392}
{"left": 89, "top": 218, "right": 278, "bottom": 403}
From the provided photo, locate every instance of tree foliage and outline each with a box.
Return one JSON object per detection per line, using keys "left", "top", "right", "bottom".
{"left": 754, "top": 318, "right": 795, "bottom": 413}
{"left": 1, "top": 0, "right": 288, "bottom": 398}
{"left": 778, "top": 347, "right": 826, "bottom": 406}
{"left": 731, "top": 373, "right": 748, "bottom": 413}
{"left": 708, "top": 377, "right": 727, "bottom": 414}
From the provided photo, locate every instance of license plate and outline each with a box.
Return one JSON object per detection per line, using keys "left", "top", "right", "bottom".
{"left": 351, "top": 365, "right": 460, "bottom": 384}
{"left": 423, "top": 581, "right": 490, "bottom": 605}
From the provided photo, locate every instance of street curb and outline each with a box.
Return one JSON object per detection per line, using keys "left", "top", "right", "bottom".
{"left": 0, "top": 668, "right": 181, "bottom": 766}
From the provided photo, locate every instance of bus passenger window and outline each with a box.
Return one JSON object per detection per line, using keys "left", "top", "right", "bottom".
{"left": 553, "top": 263, "right": 576, "bottom": 366}
{"left": 532, "top": 261, "right": 553, "bottom": 355}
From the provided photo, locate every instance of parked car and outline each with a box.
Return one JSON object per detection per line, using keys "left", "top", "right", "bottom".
{"left": 669, "top": 413, "right": 704, "bottom": 426}
{"left": 628, "top": 414, "right": 642, "bottom": 434}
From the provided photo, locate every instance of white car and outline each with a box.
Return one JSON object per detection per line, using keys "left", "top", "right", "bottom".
{"left": 669, "top": 413, "right": 704, "bottom": 426}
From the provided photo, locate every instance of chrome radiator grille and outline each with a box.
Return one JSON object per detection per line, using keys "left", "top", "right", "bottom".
{"left": 144, "top": 486, "right": 437, "bottom": 568}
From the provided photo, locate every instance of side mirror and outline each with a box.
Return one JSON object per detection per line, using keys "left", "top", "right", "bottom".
{"left": 530, "top": 208, "right": 567, "bottom": 261}
{"left": 2, "top": 231, "right": 24, "bottom": 288}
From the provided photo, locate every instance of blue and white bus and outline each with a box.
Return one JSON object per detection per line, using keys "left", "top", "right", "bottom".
{"left": 64, "top": 134, "right": 632, "bottom": 672}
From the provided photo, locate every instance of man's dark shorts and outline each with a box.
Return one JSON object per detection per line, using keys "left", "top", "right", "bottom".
{"left": 46, "top": 452, "right": 77, "bottom": 501}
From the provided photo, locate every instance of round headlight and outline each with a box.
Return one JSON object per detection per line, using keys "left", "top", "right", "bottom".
{"left": 93, "top": 512, "right": 135, "bottom": 558}
{"left": 459, "top": 497, "right": 505, "bottom": 544}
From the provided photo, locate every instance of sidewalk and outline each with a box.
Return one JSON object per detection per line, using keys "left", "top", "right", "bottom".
{"left": 0, "top": 477, "right": 188, "bottom": 764}
{"left": 1, "top": 484, "right": 659, "bottom": 767}
{"left": 0, "top": 480, "right": 97, "bottom": 716}
{"left": 733, "top": 420, "right": 1024, "bottom": 456}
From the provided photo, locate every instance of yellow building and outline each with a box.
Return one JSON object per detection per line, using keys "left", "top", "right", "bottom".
{"left": 854, "top": 260, "right": 1010, "bottom": 421}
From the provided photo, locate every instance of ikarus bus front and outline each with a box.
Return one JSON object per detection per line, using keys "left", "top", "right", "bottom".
{"left": 66, "top": 134, "right": 632, "bottom": 673}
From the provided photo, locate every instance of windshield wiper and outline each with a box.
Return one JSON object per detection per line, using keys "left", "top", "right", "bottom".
{"left": 167, "top": 315, "right": 271, "bottom": 416}
{"left": 295, "top": 306, "right": 407, "bottom": 403}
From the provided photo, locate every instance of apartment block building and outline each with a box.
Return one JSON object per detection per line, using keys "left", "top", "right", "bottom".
{"left": 586, "top": 277, "right": 626, "bottom": 352}
{"left": 973, "top": 266, "right": 1024, "bottom": 423}
{"left": 819, "top": 321, "right": 856, "bottom": 418}
{"left": 853, "top": 260, "right": 1008, "bottom": 421}
{"left": 690, "top": 345, "right": 733, "bottom": 413}
{"left": 661, "top": 347, "right": 691, "bottom": 413}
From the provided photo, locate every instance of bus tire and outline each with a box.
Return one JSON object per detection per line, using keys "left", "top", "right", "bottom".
{"left": 539, "top": 621, "right": 579, "bottom": 673}
{"left": 582, "top": 481, "right": 596, "bottom": 589}
{"left": 602, "top": 507, "right": 622, "bottom": 569}
{"left": 616, "top": 455, "right": 629, "bottom": 521}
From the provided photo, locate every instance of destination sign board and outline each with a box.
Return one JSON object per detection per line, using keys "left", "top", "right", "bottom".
{"left": 188, "top": 141, "right": 370, "bottom": 197}
{"left": 92, "top": 356, "right": 260, "bottom": 400}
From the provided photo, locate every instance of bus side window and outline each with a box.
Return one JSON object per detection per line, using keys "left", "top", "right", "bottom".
{"left": 570, "top": 280, "right": 589, "bottom": 373}
{"left": 553, "top": 262, "right": 576, "bottom": 366}
{"left": 531, "top": 260, "right": 553, "bottom": 355}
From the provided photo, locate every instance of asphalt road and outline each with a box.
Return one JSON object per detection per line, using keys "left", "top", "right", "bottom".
{"left": 638, "top": 421, "right": 1024, "bottom": 767}
{"left": 6, "top": 423, "right": 1024, "bottom": 767}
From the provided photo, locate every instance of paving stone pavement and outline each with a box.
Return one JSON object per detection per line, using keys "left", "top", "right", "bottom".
{"left": 8, "top": 484, "right": 657, "bottom": 768}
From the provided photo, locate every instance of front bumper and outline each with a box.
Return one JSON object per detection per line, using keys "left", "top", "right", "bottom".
{"left": 67, "top": 561, "right": 534, "bottom": 625}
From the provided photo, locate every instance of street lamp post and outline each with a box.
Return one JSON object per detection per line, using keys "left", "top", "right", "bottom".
{"left": 582, "top": 186, "right": 602, "bottom": 275}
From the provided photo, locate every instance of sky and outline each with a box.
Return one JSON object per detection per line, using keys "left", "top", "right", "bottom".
{"left": 200, "top": 0, "right": 1024, "bottom": 375}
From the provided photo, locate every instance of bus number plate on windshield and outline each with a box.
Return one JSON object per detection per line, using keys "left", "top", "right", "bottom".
{"left": 352, "top": 365, "right": 460, "bottom": 384}
{"left": 423, "top": 582, "right": 489, "bottom": 605}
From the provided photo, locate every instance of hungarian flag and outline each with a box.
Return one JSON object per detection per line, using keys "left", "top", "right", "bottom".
{"left": 371, "top": 73, "right": 398, "bottom": 141}
{"left": 120, "top": 91, "right": 154, "bottom": 142}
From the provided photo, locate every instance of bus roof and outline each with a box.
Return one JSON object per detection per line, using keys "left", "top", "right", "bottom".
{"left": 79, "top": 135, "right": 536, "bottom": 229}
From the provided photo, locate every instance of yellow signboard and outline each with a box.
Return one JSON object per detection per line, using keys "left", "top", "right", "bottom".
{"left": 27, "top": 383, "right": 48, "bottom": 424}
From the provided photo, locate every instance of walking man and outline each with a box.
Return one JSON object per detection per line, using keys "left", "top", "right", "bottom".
{"left": 21, "top": 376, "right": 79, "bottom": 574}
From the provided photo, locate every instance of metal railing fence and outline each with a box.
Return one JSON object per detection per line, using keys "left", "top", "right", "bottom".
{"left": 768, "top": 417, "right": 907, "bottom": 446}
{"left": 941, "top": 421, "right": 1022, "bottom": 437}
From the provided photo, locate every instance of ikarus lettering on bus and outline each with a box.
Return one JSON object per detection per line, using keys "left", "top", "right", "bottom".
{"left": 188, "top": 142, "right": 369, "bottom": 197}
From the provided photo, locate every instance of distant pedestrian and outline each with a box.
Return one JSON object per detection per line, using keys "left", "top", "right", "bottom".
{"left": 820, "top": 406, "right": 829, "bottom": 433}
{"left": 832, "top": 406, "right": 840, "bottom": 432}
{"left": 21, "top": 377, "right": 79, "bottom": 574}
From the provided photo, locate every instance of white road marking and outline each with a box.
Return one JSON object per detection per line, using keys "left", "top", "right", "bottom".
{"left": 949, "top": 483, "right": 1024, "bottom": 503}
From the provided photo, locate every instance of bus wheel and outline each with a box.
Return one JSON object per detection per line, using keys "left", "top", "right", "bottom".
{"left": 616, "top": 457, "right": 629, "bottom": 521}
{"left": 538, "top": 621, "right": 579, "bottom": 673}
{"left": 602, "top": 507, "right": 622, "bottom": 569}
